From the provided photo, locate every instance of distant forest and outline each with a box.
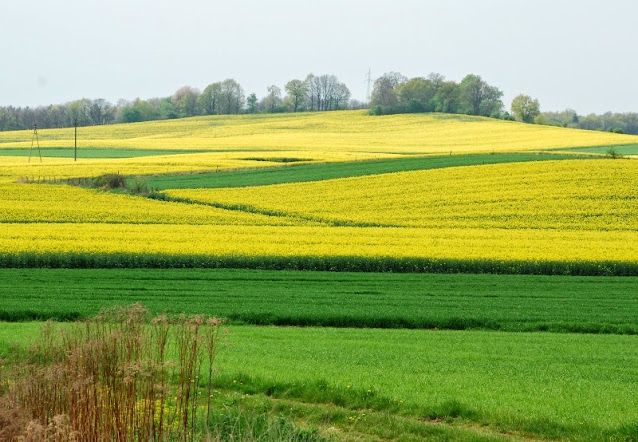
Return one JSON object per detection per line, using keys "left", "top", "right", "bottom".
{"left": 1, "top": 72, "right": 637, "bottom": 135}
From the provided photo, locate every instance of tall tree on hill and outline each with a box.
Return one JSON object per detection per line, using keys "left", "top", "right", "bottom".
{"left": 198, "top": 82, "right": 222, "bottom": 115}
{"left": 370, "top": 72, "right": 407, "bottom": 113}
{"left": 284, "top": 79, "right": 308, "bottom": 112}
{"left": 511, "top": 94, "right": 540, "bottom": 123}
{"left": 316, "top": 75, "right": 336, "bottom": 111}
{"left": 397, "top": 77, "right": 436, "bottom": 112}
{"left": 264, "top": 85, "right": 283, "bottom": 112}
{"left": 219, "top": 79, "right": 245, "bottom": 114}
{"left": 432, "top": 81, "right": 461, "bottom": 113}
{"left": 304, "top": 74, "right": 349, "bottom": 111}
{"left": 332, "top": 82, "right": 351, "bottom": 110}
{"left": 89, "top": 99, "right": 116, "bottom": 125}
{"left": 459, "top": 74, "right": 503, "bottom": 117}
{"left": 246, "top": 93, "right": 258, "bottom": 114}
{"left": 172, "top": 86, "right": 200, "bottom": 117}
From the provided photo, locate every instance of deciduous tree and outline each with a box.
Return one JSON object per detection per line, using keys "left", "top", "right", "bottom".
{"left": 511, "top": 94, "right": 540, "bottom": 123}
{"left": 284, "top": 79, "right": 308, "bottom": 112}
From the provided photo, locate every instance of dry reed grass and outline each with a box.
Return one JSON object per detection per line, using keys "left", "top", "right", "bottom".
{"left": 0, "top": 304, "right": 225, "bottom": 441}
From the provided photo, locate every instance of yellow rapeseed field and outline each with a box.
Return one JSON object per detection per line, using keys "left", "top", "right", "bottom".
{"left": 1, "top": 111, "right": 635, "bottom": 154}
{"left": 2, "top": 223, "right": 637, "bottom": 265}
{"left": 0, "top": 150, "right": 394, "bottom": 180}
{"left": 0, "top": 181, "right": 303, "bottom": 226}
{"left": 2, "top": 112, "right": 638, "bottom": 270}
{"left": 166, "top": 160, "right": 638, "bottom": 231}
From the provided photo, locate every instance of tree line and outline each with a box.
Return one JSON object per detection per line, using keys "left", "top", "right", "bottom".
{"left": 369, "top": 72, "right": 504, "bottom": 118}
{"left": 0, "top": 73, "right": 353, "bottom": 131}
{"left": 1, "top": 71, "right": 637, "bottom": 134}
{"left": 369, "top": 71, "right": 638, "bottom": 134}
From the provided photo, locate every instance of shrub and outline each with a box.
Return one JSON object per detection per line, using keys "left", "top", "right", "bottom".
{"left": 92, "top": 173, "right": 126, "bottom": 189}
{"left": 0, "top": 305, "right": 226, "bottom": 441}
{"left": 606, "top": 147, "right": 624, "bottom": 159}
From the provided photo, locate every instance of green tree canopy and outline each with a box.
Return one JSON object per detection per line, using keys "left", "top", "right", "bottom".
{"left": 511, "top": 94, "right": 540, "bottom": 123}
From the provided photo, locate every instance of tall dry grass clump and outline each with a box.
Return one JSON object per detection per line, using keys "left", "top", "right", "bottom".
{"left": 0, "top": 304, "right": 225, "bottom": 441}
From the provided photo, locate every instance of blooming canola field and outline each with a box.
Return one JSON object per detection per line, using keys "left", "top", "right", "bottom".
{"left": 167, "top": 160, "right": 638, "bottom": 231}
{"left": 1, "top": 111, "right": 638, "bottom": 274}
{"left": 1, "top": 110, "right": 637, "bottom": 157}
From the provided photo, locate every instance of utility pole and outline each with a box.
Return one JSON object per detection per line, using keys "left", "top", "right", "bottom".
{"left": 74, "top": 118, "right": 78, "bottom": 161}
{"left": 28, "top": 124, "right": 42, "bottom": 163}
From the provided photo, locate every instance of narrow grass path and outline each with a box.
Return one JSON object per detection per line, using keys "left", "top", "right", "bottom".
{"left": 226, "top": 392, "right": 516, "bottom": 441}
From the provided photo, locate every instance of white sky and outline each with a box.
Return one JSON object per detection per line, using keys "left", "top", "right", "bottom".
{"left": 1, "top": 0, "right": 636, "bottom": 114}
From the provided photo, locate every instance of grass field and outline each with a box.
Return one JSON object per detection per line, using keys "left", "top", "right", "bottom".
{"left": 214, "top": 326, "right": 638, "bottom": 440}
{"left": 2, "top": 322, "right": 637, "bottom": 440}
{"left": 564, "top": 143, "right": 638, "bottom": 155}
{"left": 1, "top": 269, "right": 637, "bottom": 334}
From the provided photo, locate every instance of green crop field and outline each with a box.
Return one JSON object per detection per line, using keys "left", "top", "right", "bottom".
{"left": 564, "top": 144, "right": 638, "bottom": 155}
{"left": 1, "top": 269, "right": 638, "bottom": 334}
{"left": 144, "top": 152, "right": 580, "bottom": 190}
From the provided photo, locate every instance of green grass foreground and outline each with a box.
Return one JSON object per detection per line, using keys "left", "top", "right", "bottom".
{"left": 2, "top": 323, "right": 638, "bottom": 440}
{"left": 1, "top": 268, "right": 638, "bottom": 334}
{"left": 144, "top": 152, "right": 580, "bottom": 190}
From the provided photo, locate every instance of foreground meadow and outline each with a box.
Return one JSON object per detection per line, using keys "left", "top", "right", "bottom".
{"left": 2, "top": 321, "right": 638, "bottom": 441}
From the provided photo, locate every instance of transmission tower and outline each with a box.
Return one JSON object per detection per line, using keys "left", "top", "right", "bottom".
{"left": 365, "top": 68, "right": 372, "bottom": 102}
{"left": 28, "top": 124, "right": 42, "bottom": 163}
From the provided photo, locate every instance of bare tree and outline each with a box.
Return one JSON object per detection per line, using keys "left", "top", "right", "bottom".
{"left": 332, "top": 82, "right": 351, "bottom": 110}
{"left": 303, "top": 74, "right": 350, "bottom": 111}
{"left": 89, "top": 99, "right": 115, "bottom": 125}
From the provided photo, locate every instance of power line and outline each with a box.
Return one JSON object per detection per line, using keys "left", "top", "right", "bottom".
{"left": 365, "top": 68, "right": 372, "bottom": 102}
{"left": 28, "top": 124, "right": 42, "bottom": 163}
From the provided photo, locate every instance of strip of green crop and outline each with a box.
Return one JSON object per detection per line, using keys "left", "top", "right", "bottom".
{"left": 145, "top": 152, "right": 582, "bottom": 190}
{"left": 1, "top": 268, "right": 637, "bottom": 334}
{"left": 560, "top": 143, "right": 638, "bottom": 155}
{"left": 2, "top": 251, "right": 637, "bottom": 277}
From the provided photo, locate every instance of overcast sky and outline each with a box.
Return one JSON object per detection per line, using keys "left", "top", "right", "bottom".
{"left": 1, "top": 0, "right": 636, "bottom": 114}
